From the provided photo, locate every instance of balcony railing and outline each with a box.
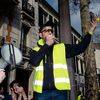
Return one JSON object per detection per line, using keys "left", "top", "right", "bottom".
{"left": 21, "top": 45, "right": 31, "bottom": 60}
{"left": 22, "top": 1, "right": 34, "bottom": 18}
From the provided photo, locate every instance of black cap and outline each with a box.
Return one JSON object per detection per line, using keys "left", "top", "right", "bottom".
{"left": 39, "top": 20, "right": 54, "bottom": 32}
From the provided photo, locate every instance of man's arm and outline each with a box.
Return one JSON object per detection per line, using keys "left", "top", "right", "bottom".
{"left": 30, "top": 44, "right": 50, "bottom": 66}
{"left": 66, "top": 20, "right": 97, "bottom": 58}
{"left": 66, "top": 33, "right": 91, "bottom": 58}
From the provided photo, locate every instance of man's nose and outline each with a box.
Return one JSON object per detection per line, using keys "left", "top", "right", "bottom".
{"left": 48, "top": 31, "right": 52, "bottom": 34}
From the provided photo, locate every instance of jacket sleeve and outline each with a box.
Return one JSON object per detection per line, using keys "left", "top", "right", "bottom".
{"left": 66, "top": 33, "right": 91, "bottom": 58}
{"left": 30, "top": 44, "right": 50, "bottom": 66}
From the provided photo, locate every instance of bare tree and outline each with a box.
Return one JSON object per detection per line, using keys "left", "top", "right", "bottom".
{"left": 79, "top": 0, "right": 99, "bottom": 99}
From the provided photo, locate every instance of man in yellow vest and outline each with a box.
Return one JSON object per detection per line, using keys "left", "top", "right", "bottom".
{"left": 30, "top": 20, "right": 97, "bottom": 100}
{"left": 77, "top": 95, "right": 81, "bottom": 100}
{"left": 77, "top": 91, "right": 82, "bottom": 100}
{"left": 98, "top": 89, "right": 100, "bottom": 100}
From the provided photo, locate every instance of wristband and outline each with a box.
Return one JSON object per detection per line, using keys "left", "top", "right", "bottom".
{"left": 88, "top": 31, "right": 94, "bottom": 36}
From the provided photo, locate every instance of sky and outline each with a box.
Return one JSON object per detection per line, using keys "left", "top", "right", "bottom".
{"left": 46, "top": 0, "right": 100, "bottom": 36}
{"left": 46, "top": 0, "right": 58, "bottom": 11}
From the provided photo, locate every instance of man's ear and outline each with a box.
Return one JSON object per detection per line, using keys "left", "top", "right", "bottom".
{"left": 10, "top": 88, "right": 13, "bottom": 91}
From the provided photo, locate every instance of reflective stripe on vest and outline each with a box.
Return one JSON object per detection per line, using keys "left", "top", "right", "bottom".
{"left": 33, "top": 39, "right": 71, "bottom": 93}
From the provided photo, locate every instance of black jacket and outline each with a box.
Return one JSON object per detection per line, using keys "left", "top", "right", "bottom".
{"left": 30, "top": 33, "right": 91, "bottom": 91}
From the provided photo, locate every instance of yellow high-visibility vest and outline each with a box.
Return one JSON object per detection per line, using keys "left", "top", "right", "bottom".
{"left": 32, "top": 39, "right": 71, "bottom": 93}
{"left": 77, "top": 95, "right": 81, "bottom": 100}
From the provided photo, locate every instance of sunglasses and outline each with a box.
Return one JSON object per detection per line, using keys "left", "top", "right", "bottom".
{"left": 41, "top": 29, "right": 53, "bottom": 33}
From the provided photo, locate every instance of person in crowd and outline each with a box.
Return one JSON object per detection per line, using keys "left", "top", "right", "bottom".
{"left": 98, "top": 88, "right": 100, "bottom": 100}
{"left": 0, "top": 69, "right": 6, "bottom": 84}
{"left": 30, "top": 19, "right": 97, "bottom": 100}
{"left": 5, "top": 80, "right": 27, "bottom": 100}
{"left": 0, "top": 85, "right": 5, "bottom": 100}
{"left": 77, "top": 91, "right": 83, "bottom": 100}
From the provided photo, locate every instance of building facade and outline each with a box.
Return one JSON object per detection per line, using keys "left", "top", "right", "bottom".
{"left": 94, "top": 43, "right": 100, "bottom": 87}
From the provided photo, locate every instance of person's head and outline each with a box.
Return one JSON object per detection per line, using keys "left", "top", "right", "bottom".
{"left": 39, "top": 20, "right": 54, "bottom": 41}
{"left": 0, "top": 69, "right": 6, "bottom": 83}
{"left": 9, "top": 80, "right": 20, "bottom": 93}
{"left": 0, "top": 85, "right": 4, "bottom": 94}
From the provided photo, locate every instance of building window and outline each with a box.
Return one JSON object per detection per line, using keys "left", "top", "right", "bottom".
{"left": 39, "top": 7, "right": 43, "bottom": 27}
{"left": 76, "top": 57, "right": 83, "bottom": 74}
{"left": 43, "top": 12, "right": 48, "bottom": 24}
{"left": 72, "top": 35, "right": 74, "bottom": 44}
{"left": 20, "top": 24, "right": 30, "bottom": 53}
{"left": 54, "top": 19, "right": 58, "bottom": 38}
{"left": 82, "top": 62, "right": 85, "bottom": 74}
{"left": 77, "top": 58, "right": 85, "bottom": 75}
{"left": 49, "top": 15, "right": 53, "bottom": 21}
{"left": 80, "top": 59, "right": 83, "bottom": 74}
{"left": 22, "top": 0, "right": 34, "bottom": 18}
{"left": 76, "top": 57, "right": 79, "bottom": 73}
{"left": 22, "top": 0, "right": 27, "bottom": 10}
{"left": 74, "top": 36, "right": 77, "bottom": 44}
{"left": 73, "top": 57, "right": 77, "bottom": 73}
{"left": 78, "top": 58, "right": 82, "bottom": 74}
{"left": 76, "top": 39, "right": 79, "bottom": 44}
{"left": 39, "top": 7, "right": 48, "bottom": 27}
